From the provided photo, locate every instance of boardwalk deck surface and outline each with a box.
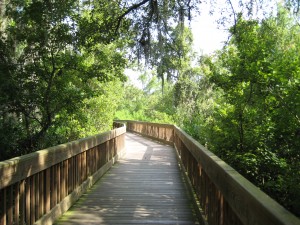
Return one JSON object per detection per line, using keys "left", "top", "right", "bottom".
{"left": 55, "top": 132, "right": 198, "bottom": 225}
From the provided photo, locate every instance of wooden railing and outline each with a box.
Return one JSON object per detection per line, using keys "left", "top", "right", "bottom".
{"left": 123, "top": 120, "right": 300, "bottom": 225}
{"left": 0, "top": 123, "right": 126, "bottom": 225}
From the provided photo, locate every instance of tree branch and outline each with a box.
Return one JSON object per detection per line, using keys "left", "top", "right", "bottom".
{"left": 115, "top": 0, "right": 151, "bottom": 34}
{"left": 227, "top": 0, "right": 237, "bottom": 34}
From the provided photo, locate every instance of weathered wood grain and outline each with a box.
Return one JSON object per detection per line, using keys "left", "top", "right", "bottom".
{"left": 0, "top": 127, "right": 126, "bottom": 189}
{"left": 55, "top": 133, "right": 198, "bottom": 225}
{"left": 174, "top": 126, "right": 300, "bottom": 225}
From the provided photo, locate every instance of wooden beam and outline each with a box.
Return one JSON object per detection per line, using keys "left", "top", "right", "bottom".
{"left": 0, "top": 126, "right": 126, "bottom": 189}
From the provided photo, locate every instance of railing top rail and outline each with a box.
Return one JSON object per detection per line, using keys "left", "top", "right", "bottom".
{"left": 115, "top": 120, "right": 174, "bottom": 129}
{"left": 0, "top": 125, "right": 126, "bottom": 189}
{"left": 174, "top": 125, "right": 300, "bottom": 225}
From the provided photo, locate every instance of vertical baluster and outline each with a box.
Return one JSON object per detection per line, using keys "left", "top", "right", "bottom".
{"left": 54, "top": 164, "right": 58, "bottom": 205}
{"left": 93, "top": 148, "right": 96, "bottom": 173}
{"left": 116, "top": 136, "right": 119, "bottom": 155}
{"left": 71, "top": 157, "right": 74, "bottom": 191}
{"left": 99, "top": 144, "right": 103, "bottom": 168}
{"left": 114, "top": 137, "right": 117, "bottom": 157}
{"left": 14, "top": 182, "right": 20, "bottom": 225}
{"left": 19, "top": 180, "right": 25, "bottom": 225}
{"left": 68, "top": 158, "right": 72, "bottom": 195}
{"left": 219, "top": 191, "right": 224, "bottom": 225}
{"left": 75, "top": 155, "right": 78, "bottom": 187}
{"left": 50, "top": 166, "right": 55, "bottom": 208}
{"left": 96, "top": 146, "right": 99, "bottom": 170}
{"left": 0, "top": 188, "right": 6, "bottom": 225}
{"left": 39, "top": 172, "right": 44, "bottom": 218}
{"left": 7, "top": 185, "right": 13, "bottom": 225}
{"left": 61, "top": 162, "right": 65, "bottom": 200}
{"left": 25, "top": 178, "right": 30, "bottom": 225}
{"left": 95, "top": 147, "right": 98, "bottom": 171}
{"left": 72, "top": 156, "right": 75, "bottom": 188}
{"left": 89, "top": 149, "right": 92, "bottom": 176}
{"left": 73, "top": 156, "right": 77, "bottom": 189}
{"left": 78, "top": 154, "right": 82, "bottom": 185}
{"left": 212, "top": 183, "right": 216, "bottom": 225}
{"left": 72, "top": 156, "right": 75, "bottom": 190}
{"left": 86, "top": 150, "right": 90, "bottom": 177}
{"left": 30, "top": 175, "right": 35, "bottom": 224}
{"left": 80, "top": 152, "right": 84, "bottom": 182}
{"left": 106, "top": 141, "right": 109, "bottom": 163}
{"left": 45, "top": 168, "right": 50, "bottom": 213}
{"left": 91, "top": 148, "right": 94, "bottom": 174}
{"left": 34, "top": 174, "right": 39, "bottom": 221}
{"left": 64, "top": 160, "right": 68, "bottom": 198}
{"left": 57, "top": 163, "right": 61, "bottom": 203}
{"left": 92, "top": 147, "right": 95, "bottom": 173}
{"left": 110, "top": 140, "right": 112, "bottom": 160}
{"left": 81, "top": 152, "right": 84, "bottom": 182}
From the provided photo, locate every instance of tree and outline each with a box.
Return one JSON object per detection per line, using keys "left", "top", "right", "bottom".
{"left": 115, "top": 71, "right": 175, "bottom": 123}
{"left": 0, "top": 0, "right": 127, "bottom": 160}
{"left": 198, "top": 8, "right": 300, "bottom": 215}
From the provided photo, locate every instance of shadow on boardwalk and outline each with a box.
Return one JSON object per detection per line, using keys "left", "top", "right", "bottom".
{"left": 55, "top": 132, "right": 198, "bottom": 225}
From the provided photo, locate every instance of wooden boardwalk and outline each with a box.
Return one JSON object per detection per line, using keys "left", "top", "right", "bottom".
{"left": 55, "top": 132, "right": 198, "bottom": 225}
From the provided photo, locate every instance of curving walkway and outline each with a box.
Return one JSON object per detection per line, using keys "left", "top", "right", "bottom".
{"left": 55, "top": 132, "right": 198, "bottom": 225}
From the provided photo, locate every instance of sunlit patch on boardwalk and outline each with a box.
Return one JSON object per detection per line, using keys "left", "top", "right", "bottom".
{"left": 55, "top": 132, "right": 198, "bottom": 225}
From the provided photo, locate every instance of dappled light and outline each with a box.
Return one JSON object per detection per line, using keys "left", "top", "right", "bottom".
{"left": 55, "top": 131, "right": 198, "bottom": 225}
{"left": 1, "top": 0, "right": 300, "bottom": 224}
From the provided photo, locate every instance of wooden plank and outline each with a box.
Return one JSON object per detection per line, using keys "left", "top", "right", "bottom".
{"left": 20, "top": 180, "right": 25, "bottom": 225}
{"left": 60, "top": 162, "right": 65, "bottom": 200}
{"left": 76, "top": 154, "right": 80, "bottom": 187}
{"left": 82, "top": 152, "right": 86, "bottom": 181}
{"left": 55, "top": 133, "right": 198, "bottom": 225}
{"left": 57, "top": 164, "right": 61, "bottom": 203}
{"left": 14, "top": 182, "right": 20, "bottom": 224}
{"left": 30, "top": 175, "right": 35, "bottom": 225}
{"left": 45, "top": 169, "right": 50, "bottom": 213}
{"left": 35, "top": 174, "right": 39, "bottom": 221}
{"left": 0, "top": 188, "right": 6, "bottom": 225}
{"left": 39, "top": 172, "right": 44, "bottom": 218}
{"left": 25, "top": 178, "right": 30, "bottom": 225}
{"left": 67, "top": 158, "right": 71, "bottom": 195}
{"left": 7, "top": 186, "right": 13, "bottom": 225}
{"left": 64, "top": 160, "right": 68, "bottom": 197}
{"left": 73, "top": 156, "right": 77, "bottom": 188}
{"left": 50, "top": 166, "right": 56, "bottom": 208}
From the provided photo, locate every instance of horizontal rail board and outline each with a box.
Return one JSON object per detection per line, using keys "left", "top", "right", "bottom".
{"left": 0, "top": 127, "right": 125, "bottom": 189}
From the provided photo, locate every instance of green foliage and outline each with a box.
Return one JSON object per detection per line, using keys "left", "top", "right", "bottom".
{"left": 0, "top": 0, "right": 127, "bottom": 160}
{"left": 43, "top": 80, "right": 124, "bottom": 147}
{"left": 173, "top": 8, "right": 300, "bottom": 216}
{"left": 115, "top": 74, "right": 175, "bottom": 124}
